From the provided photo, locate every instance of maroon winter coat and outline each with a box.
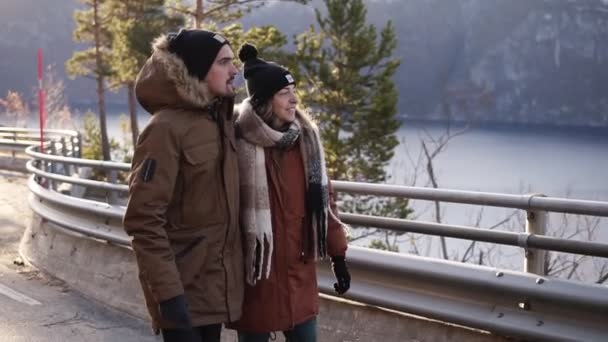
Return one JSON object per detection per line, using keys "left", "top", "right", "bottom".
{"left": 230, "top": 138, "right": 348, "bottom": 333}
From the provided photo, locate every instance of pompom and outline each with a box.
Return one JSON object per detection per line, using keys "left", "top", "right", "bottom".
{"left": 239, "top": 43, "right": 258, "bottom": 62}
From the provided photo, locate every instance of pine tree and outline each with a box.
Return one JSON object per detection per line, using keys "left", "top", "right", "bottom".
{"left": 106, "top": 0, "right": 183, "bottom": 147}
{"left": 293, "top": 0, "right": 408, "bottom": 219}
{"left": 66, "top": 0, "right": 112, "bottom": 161}
{"left": 294, "top": 0, "right": 401, "bottom": 183}
{"left": 166, "top": 0, "right": 309, "bottom": 28}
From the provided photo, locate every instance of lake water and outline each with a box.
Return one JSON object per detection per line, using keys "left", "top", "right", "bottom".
{"left": 386, "top": 121, "right": 608, "bottom": 224}
{"left": 381, "top": 121, "right": 607, "bottom": 281}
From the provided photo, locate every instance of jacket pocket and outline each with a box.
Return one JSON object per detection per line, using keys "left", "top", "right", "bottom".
{"left": 174, "top": 236, "right": 209, "bottom": 287}
{"left": 174, "top": 236, "right": 206, "bottom": 260}
{"left": 183, "top": 143, "right": 219, "bottom": 169}
{"left": 179, "top": 142, "right": 224, "bottom": 227}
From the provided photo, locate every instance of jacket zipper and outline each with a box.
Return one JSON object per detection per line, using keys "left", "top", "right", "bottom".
{"left": 217, "top": 112, "right": 232, "bottom": 322}
{"left": 277, "top": 160, "right": 295, "bottom": 330}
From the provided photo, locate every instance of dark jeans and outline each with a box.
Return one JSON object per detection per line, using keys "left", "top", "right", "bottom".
{"left": 162, "top": 323, "right": 222, "bottom": 342}
{"left": 238, "top": 318, "right": 317, "bottom": 342}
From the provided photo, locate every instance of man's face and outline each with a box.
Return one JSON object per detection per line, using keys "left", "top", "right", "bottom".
{"left": 205, "top": 45, "right": 238, "bottom": 98}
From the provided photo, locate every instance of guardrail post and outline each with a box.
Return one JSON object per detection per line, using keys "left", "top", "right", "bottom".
{"left": 37, "top": 143, "right": 46, "bottom": 187}
{"left": 107, "top": 170, "right": 119, "bottom": 204}
{"left": 70, "top": 136, "right": 76, "bottom": 157}
{"left": 49, "top": 142, "right": 58, "bottom": 190}
{"left": 76, "top": 132, "right": 83, "bottom": 159}
{"left": 69, "top": 135, "right": 79, "bottom": 174}
{"left": 60, "top": 137, "right": 70, "bottom": 176}
{"left": 525, "top": 196, "right": 548, "bottom": 275}
{"left": 11, "top": 131, "right": 17, "bottom": 158}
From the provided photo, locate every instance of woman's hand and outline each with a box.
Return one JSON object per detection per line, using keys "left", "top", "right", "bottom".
{"left": 331, "top": 256, "right": 351, "bottom": 295}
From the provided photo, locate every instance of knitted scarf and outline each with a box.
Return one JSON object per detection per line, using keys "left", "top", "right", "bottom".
{"left": 236, "top": 99, "right": 330, "bottom": 285}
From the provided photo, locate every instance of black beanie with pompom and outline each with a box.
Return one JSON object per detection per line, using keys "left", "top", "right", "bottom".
{"left": 238, "top": 43, "right": 295, "bottom": 104}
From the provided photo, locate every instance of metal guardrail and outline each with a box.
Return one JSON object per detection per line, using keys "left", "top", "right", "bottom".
{"left": 28, "top": 178, "right": 128, "bottom": 246}
{"left": 333, "top": 181, "right": 608, "bottom": 217}
{"left": 340, "top": 213, "right": 608, "bottom": 258}
{"left": 2, "top": 126, "right": 608, "bottom": 341}
{"left": 25, "top": 145, "right": 129, "bottom": 171}
{"left": 0, "top": 127, "right": 80, "bottom": 154}
{"left": 26, "top": 160, "right": 129, "bottom": 193}
{"left": 317, "top": 248, "right": 608, "bottom": 341}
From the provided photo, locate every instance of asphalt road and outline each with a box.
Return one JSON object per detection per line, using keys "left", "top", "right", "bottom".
{"left": 0, "top": 170, "right": 160, "bottom": 342}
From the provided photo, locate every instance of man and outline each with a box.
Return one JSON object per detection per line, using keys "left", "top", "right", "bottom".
{"left": 123, "top": 28, "right": 243, "bottom": 342}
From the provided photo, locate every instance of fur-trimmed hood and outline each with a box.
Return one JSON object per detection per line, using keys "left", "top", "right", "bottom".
{"left": 135, "top": 34, "right": 215, "bottom": 115}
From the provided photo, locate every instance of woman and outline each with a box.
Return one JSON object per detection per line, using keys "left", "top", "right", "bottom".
{"left": 230, "top": 43, "right": 351, "bottom": 342}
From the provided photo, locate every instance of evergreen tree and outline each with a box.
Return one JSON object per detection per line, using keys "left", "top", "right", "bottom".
{"left": 81, "top": 111, "right": 120, "bottom": 180}
{"left": 106, "top": 0, "right": 183, "bottom": 147}
{"left": 66, "top": 0, "right": 112, "bottom": 161}
{"left": 293, "top": 0, "right": 408, "bottom": 219}
{"left": 293, "top": 0, "right": 401, "bottom": 182}
{"left": 166, "top": 0, "right": 309, "bottom": 28}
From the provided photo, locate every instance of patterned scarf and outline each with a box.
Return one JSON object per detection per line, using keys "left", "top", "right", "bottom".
{"left": 236, "top": 99, "right": 330, "bottom": 285}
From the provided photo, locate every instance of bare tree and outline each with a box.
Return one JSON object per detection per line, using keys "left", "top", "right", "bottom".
{"left": 40, "top": 65, "right": 77, "bottom": 130}
{"left": 351, "top": 118, "right": 607, "bottom": 284}
{"left": 66, "top": 0, "right": 112, "bottom": 161}
{"left": 0, "top": 91, "right": 30, "bottom": 127}
{"left": 544, "top": 211, "right": 607, "bottom": 283}
{"left": 420, "top": 122, "right": 468, "bottom": 259}
{"left": 92, "top": 0, "right": 111, "bottom": 161}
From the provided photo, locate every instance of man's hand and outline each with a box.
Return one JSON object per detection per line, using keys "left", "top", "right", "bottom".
{"left": 159, "top": 294, "right": 193, "bottom": 328}
{"left": 331, "top": 256, "right": 351, "bottom": 295}
{"left": 159, "top": 295, "right": 199, "bottom": 341}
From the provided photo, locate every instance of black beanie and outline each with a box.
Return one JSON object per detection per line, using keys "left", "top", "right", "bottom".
{"left": 167, "top": 28, "right": 230, "bottom": 80}
{"left": 238, "top": 43, "right": 296, "bottom": 104}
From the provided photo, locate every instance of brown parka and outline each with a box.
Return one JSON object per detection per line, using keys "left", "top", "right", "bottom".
{"left": 123, "top": 34, "right": 243, "bottom": 333}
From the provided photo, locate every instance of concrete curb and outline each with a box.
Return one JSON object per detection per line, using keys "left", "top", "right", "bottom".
{"left": 0, "top": 156, "right": 28, "bottom": 173}
{"left": 20, "top": 215, "right": 147, "bottom": 318}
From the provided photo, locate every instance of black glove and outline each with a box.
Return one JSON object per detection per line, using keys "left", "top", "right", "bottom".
{"left": 159, "top": 294, "right": 193, "bottom": 329}
{"left": 331, "top": 256, "right": 351, "bottom": 295}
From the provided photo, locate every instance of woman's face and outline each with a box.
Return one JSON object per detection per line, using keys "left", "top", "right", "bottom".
{"left": 270, "top": 84, "right": 298, "bottom": 126}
